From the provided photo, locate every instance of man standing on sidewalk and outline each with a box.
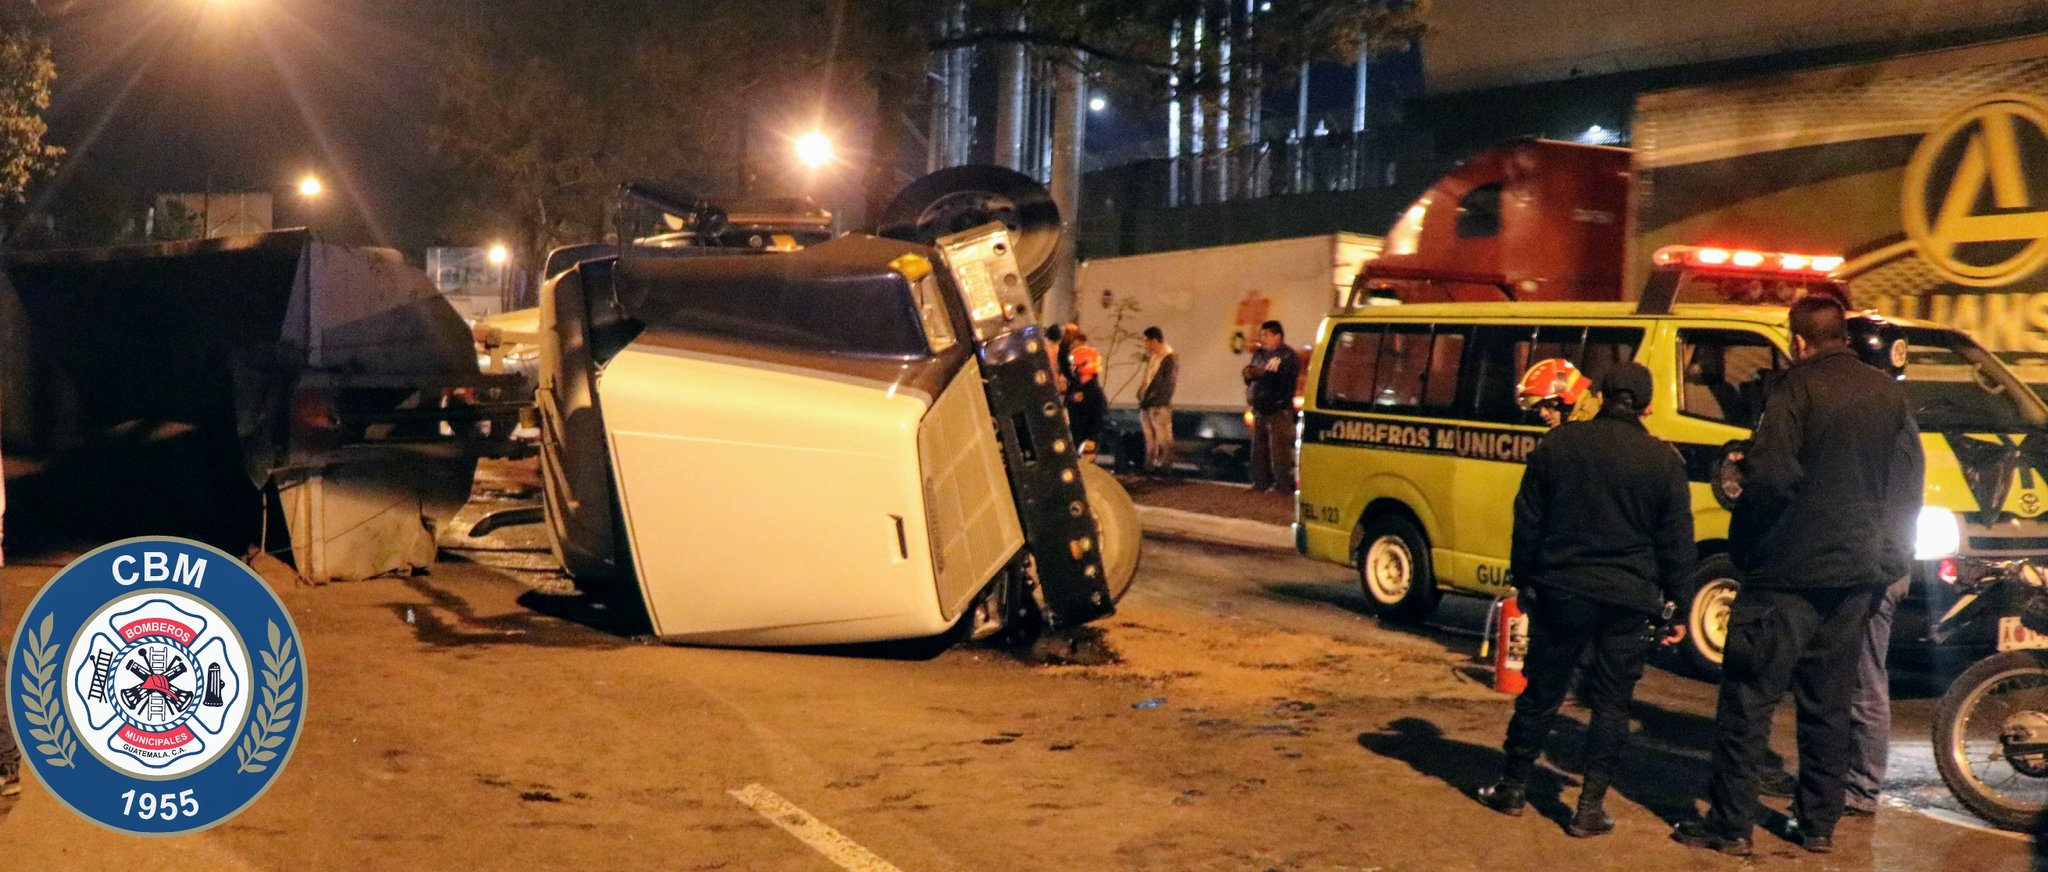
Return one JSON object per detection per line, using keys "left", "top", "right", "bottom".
{"left": 1242, "top": 320, "right": 1299, "bottom": 493}
{"left": 1675, "top": 297, "right": 1923, "bottom": 856}
{"left": 1137, "top": 326, "right": 1178, "bottom": 475}
{"left": 1476, "top": 362, "right": 1694, "bottom": 837}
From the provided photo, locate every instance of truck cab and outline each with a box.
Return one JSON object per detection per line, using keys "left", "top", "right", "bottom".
{"left": 1354, "top": 139, "right": 1630, "bottom": 305}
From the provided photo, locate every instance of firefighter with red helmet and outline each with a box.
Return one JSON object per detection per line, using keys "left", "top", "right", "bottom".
{"left": 1516, "top": 358, "right": 1594, "bottom": 427}
{"left": 1477, "top": 362, "right": 1697, "bottom": 837}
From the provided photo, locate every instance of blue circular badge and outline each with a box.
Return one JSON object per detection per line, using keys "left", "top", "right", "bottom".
{"left": 6, "top": 537, "right": 308, "bottom": 836}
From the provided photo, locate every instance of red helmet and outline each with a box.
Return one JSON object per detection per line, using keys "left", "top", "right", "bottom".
{"left": 1516, "top": 358, "right": 1592, "bottom": 410}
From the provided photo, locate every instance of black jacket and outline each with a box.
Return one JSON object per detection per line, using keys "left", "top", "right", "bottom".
{"left": 1511, "top": 408, "right": 1698, "bottom": 616}
{"left": 1729, "top": 348, "right": 1925, "bottom": 589}
{"left": 1244, "top": 344, "right": 1300, "bottom": 415}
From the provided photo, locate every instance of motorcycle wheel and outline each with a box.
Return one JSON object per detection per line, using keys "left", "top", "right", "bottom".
{"left": 1933, "top": 649, "right": 2048, "bottom": 832}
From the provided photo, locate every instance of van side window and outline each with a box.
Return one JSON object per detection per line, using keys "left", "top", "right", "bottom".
{"left": 1320, "top": 324, "right": 1468, "bottom": 415}
{"left": 1577, "top": 327, "right": 1643, "bottom": 383}
{"left": 1377, "top": 328, "right": 1431, "bottom": 407}
{"left": 1456, "top": 183, "right": 1503, "bottom": 239}
{"left": 1424, "top": 329, "right": 1467, "bottom": 407}
{"left": 1374, "top": 325, "right": 1467, "bottom": 412}
{"left": 1677, "top": 329, "right": 1782, "bottom": 428}
{"left": 1323, "top": 326, "right": 1385, "bottom": 405}
{"left": 1467, "top": 325, "right": 1645, "bottom": 425}
{"left": 1469, "top": 325, "right": 1538, "bottom": 423}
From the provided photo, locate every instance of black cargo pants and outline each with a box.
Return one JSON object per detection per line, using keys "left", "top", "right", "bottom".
{"left": 1703, "top": 584, "right": 1881, "bottom": 840}
{"left": 1502, "top": 589, "right": 1659, "bottom": 804}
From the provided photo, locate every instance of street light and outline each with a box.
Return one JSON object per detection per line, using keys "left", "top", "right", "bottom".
{"left": 487, "top": 243, "right": 510, "bottom": 266}
{"left": 297, "top": 174, "right": 323, "bottom": 198}
{"left": 794, "top": 131, "right": 834, "bottom": 170}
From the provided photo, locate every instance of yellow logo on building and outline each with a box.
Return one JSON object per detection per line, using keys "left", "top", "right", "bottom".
{"left": 1903, "top": 94, "right": 2048, "bottom": 288}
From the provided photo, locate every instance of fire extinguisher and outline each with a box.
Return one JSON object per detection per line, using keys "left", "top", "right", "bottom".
{"left": 1483, "top": 595, "right": 1530, "bottom": 695}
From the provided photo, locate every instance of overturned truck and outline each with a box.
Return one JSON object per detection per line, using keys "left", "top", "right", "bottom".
{"left": 537, "top": 170, "right": 1140, "bottom": 646}
{"left": 0, "top": 230, "right": 523, "bottom": 579}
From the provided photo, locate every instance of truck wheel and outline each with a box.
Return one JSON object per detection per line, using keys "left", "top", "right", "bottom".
{"left": 1681, "top": 555, "right": 1740, "bottom": 681}
{"left": 1080, "top": 463, "right": 1140, "bottom": 602}
{"left": 1355, "top": 514, "right": 1441, "bottom": 622}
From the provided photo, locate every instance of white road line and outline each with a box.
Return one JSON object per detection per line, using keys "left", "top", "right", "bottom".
{"left": 728, "top": 783, "right": 906, "bottom": 872}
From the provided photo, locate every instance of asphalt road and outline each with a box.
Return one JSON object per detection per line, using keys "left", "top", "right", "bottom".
{"left": 0, "top": 533, "right": 2037, "bottom": 870}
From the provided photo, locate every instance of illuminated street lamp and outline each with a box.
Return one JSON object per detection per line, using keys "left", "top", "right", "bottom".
{"left": 794, "top": 131, "right": 834, "bottom": 170}
{"left": 487, "top": 243, "right": 510, "bottom": 266}
{"left": 297, "top": 174, "right": 323, "bottom": 198}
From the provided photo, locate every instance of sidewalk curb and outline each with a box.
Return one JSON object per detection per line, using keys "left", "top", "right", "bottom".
{"left": 1135, "top": 504, "right": 1295, "bottom": 553}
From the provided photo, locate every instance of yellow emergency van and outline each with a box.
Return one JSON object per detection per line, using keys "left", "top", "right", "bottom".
{"left": 1296, "top": 301, "right": 2048, "bottom": 673}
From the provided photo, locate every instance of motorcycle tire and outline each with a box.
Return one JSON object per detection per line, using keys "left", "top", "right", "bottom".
{"left": 1933, "top": 649, "right": 2048, "bottom": 832}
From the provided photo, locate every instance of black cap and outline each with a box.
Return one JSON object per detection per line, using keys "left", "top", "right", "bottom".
{"left": 1599, "top": 361, "right": 1655, "bottom": 409}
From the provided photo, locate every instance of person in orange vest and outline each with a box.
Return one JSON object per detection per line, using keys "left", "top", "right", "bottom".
{"left": 1064, "top": 324, "right": 1109, "bottom": 456}
{"left": 1476, "top": 362, "right": 1695, "bottom": 837}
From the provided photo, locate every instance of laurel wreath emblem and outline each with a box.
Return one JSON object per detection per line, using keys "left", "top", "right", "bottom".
{"left": 17, "top": 613, "right": 80, "bottom": 769}
{"left": 235, "top": 621, "right": 298, "bottom": 775}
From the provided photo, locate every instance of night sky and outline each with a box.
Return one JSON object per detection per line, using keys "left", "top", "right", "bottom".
{"left": 31, "top": 1, "right": 1413, "bottom": 254}
{"left": 36, "top": 0, "right": 437, "bottom": 248}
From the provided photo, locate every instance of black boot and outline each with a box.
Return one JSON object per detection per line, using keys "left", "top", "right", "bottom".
{"left": 1567, "top": 799, "right": 1615, "bottom": 837}
{"left": 1569, "top": 776, "right": 1614, "bottom": 836}
{"left": 1672, "top": 821, "right": 1753, "bottom": 857}
{"left": 1476, "top": 780, "right": 1526, "bottom": 816}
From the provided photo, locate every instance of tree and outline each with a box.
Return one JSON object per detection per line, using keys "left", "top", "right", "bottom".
{"left": 421, "top": 0, "right": 886, "bottom": 263}
{"left": 0, "top": 0, "right": 62, "bottom": 238}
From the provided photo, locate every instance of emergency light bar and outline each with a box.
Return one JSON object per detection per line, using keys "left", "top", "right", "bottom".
{"left": 1653, "top": 245, "right": 1842, "bottom": 277}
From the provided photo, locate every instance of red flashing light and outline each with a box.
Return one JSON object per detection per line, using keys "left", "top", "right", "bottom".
{"left": 1938, "top": 557, "right": 1960, "bottom": 585}
{"left": 1652, "top": 244, "right": 1844, "bottom": 278}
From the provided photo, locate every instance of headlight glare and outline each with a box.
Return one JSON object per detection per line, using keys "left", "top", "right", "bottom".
{"left": 1915, "top": 506, "right": 1962, "bottom": 560}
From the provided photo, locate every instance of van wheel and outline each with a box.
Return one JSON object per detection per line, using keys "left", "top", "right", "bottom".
{"left": 1356, "top": 514, "right": 1441, "bottom": 622}
{"left": 1681, "top": 555, "right": 1740, "bottom": 681}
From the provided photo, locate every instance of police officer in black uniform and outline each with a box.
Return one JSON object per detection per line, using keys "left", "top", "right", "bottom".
{"left": 1675, "top": 296, "right": 1925, "bottom": 856}
{"left": 1477, "top": 361, "right": 1696, "bottom": 837}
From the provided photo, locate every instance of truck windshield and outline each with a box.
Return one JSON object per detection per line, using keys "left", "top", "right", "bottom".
{"left": 1900, "top": 327, "right": 2048, "bottom": 432}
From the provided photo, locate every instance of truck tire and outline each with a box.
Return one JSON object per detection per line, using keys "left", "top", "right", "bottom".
{"left": 1681, "top": 554, "right": 1741, "bottom": 681}
{"left": 1356, "top": 514, "right": 1441, "bottom": 622}
{"left": 1080, "top": 463, "right": 1140, "bottom": 603}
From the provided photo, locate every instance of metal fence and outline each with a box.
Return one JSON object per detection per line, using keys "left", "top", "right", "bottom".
{"left": 1083, "top": 127, "right": 1432, "bottom": 212}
